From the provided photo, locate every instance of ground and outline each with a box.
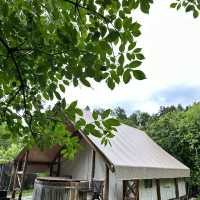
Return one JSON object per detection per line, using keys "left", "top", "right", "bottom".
{"left": 22, "top": 197, "right": 32, "bottom": 200}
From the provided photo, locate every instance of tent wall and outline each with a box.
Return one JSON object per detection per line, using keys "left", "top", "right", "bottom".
{"left": 94, "top": 152, "right": 106, "bottom": 180}
{"left": 108, "top": 171, "right": 118, "bottom": 200}
{"left": 160, "top": 179, "right": 176, "bottom": 200}
{"left": 139, "top": 180, "right": 157, "bottom": 200}
{"left": 27, "top": 164, "right": 49, "bottom": 173}
{"left": 60, "top": 140, "right": 92, "bottom": 179}
{"left": 178, "top": 178, "right": 186, "bottom": 197}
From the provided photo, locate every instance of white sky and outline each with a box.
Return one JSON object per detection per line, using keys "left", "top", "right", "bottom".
{"left": 65, "top": 0, "right": 200, "bottom": 114}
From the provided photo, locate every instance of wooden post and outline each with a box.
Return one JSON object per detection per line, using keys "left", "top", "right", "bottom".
{"left": 11, "top": 161, "right": 19, "bottom": 199}
{"left": 174, "top": 178, "right": 179, "bottom": 199}
{"left": 56, "top": 152, "right": 61, "bottom": 177}
{"left": 0, "top": 164, "right": 4, "bottom": 188}
{"left": 103, "top": 165, "right": 109, "bottom": 200}
{"left": 91, "top": 150, "right": 95, "bottom": 179}
{"left": 18, "top": 151, "right": 29, "bottom": 200}
{"left": 49, "top": 163, "right": 53, "bottom": 176}
{"left": 156, "top": 179, "right": 161, "bottom": 200}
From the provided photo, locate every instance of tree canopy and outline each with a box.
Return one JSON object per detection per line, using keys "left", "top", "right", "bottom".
{"left": 0, "top": 0, "right": 199, "bottom": 155}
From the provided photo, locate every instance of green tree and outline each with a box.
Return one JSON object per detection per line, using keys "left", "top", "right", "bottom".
{"left": 0, "top": 125, "right": 22, "bottom": 163}
{"left": 113, "top": 107, "right": 127, "bottom": 120}
{"left": 0, "top": 0, "right": 198, "bottom": 154}
{"left": 147, "top": 103, "right": 200, "bottom": 189}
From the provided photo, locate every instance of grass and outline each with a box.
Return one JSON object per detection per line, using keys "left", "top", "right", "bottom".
{"left": 10, "top": 189, "right": 34, "bottom": 197}
{"left": 21, "top": 189, "right": 33, "bottom": 197}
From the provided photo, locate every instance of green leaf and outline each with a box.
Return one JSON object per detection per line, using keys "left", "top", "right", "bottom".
{"left": 92, "top": 111, "right": 98, "bottom": 120}
{"left": 84, "top": 123, "right": 95, "bottom": 132}
{"left": 140, "top": 0, "right": 151, "bottom": 14}
{"left": 123, "top": 70, "right": 131, "bottom": 84}
{"left": 69, "top": 100, "right": 78, "bottom": 109}
{"left": 119, "top": 44, "right": 125, "bottom": 52}
{"left": 132, "top": 70, "right": 146, "bottom": 80}
{"left": 132, "top": 22, "right": 141, "bottom": 30}
{"left": 117, "top": 66, "right": 124, "bottom": 76}
{"left": 59, "top": 84, "right": 65, "bottom": 93}
{"left": 80, "top": 78, "right": 91, "bottom": 87}
{"left": 107, "top": 77, "right": 115, "bottom": 89}
{"left": 129, "top": 60, "right": 142, "bottom": 68}
{"left": 54, "top": 91, "right": 61, "bottom": 100}
{"left": 128, "top": 42, "right": 136, "bottom": 51}
{"left": 119, "top": 54, "right": 125, "bottom": 66}
{"left": 101, "top": 109, "right": 111, "bottom": 119}
{"left": 104, "top": 118, "right": 120, "bottom": 127}
{"left": 136, "top": 53, "right": 145, "bottom": 60}
{"left": 186, "top": 5, "right": 195, "bottom": 12}
{"left": 193, "top": 10, "right": 199, "bottom": 18}
{"left": 75, "top": 118, "right": 86, "bottom": 130}
{"left": 170, "top": 3, "right": 177, "bottom": 8}
{"left": 111, "top": 70, "right": 120, "bottom": 83}
{"left": 90, "top": 129, "right": 102, "bottom": 138}
{"left": 134, "top": 48, "right": 142, "bottom": 53}
{"left": 114, "top": 18, "right": 122, "bottom": 30}
{"left": 107, "top": 30, "right": 119, "bottom": 42}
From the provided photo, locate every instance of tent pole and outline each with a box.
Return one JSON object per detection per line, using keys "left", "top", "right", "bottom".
{"left": 91, "top": 150, "right": 95, "bottom": 180}
{"left": 103, "top": 165, "right": 109, "bottom": 200}
{"left": 174, "top": 178, "right": 179, "bottom": 199}
{"left": 0, "top": 165, "right": 4, "bottom": 188}
{"left": 8, "top": 163, "right": 15, "bottom": 191}
{"left": 56, "top": 152, "right": 61, "bottom": 177}
{"left": 18, "top": 151, "right": 29, "bottom": 200}
{"left": 156, "top": 179, "right": 161, "bottom": 200}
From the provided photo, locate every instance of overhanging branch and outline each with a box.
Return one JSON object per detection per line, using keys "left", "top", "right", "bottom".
{"left": 64, "top": 0, "right": 108, "bottom": 22}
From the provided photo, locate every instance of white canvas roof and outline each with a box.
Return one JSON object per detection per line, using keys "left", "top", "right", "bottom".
{"left": 84, "top": 111, "right": 190, "bottom": 179}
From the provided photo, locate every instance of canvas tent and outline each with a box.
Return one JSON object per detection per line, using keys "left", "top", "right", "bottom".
{"left": 14, "top": 111, "right": 190, "bottom": 200}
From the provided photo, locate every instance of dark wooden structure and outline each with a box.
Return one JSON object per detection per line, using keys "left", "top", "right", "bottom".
{"left": 32, "top": 177, "right": 90, "bottom": 200}
{"left": 123, "top": 180, "right": 139, "bottom": 200}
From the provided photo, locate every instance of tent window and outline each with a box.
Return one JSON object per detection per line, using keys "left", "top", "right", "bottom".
{"left": 123, "top": 180, "right": 139, "bottom": 200}
{"left": 144, "top": 179, "right": 152, "bottom": 188}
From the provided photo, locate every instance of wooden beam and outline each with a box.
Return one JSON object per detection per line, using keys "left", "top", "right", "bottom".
{"left": 18, "top": 151, "right": 29, "bottom": 200}
{"left": 11, "top": 161, "right": 19, "bottom": 199}
{"left": 27, "top": 161, "right": 56, "bottom": 165}
{"left": 174, "top": 178, "right": 179, "bottom": 199}
{"left": 103, "top": 165, "right": 109, "bottom": 200}
{"left": 91, "top": 150, "right": 95, "bottom": 179}
{"left": 156, "top": 179, "right": 161, "bottom": 200}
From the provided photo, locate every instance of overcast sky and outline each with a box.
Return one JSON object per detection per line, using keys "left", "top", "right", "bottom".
{"left": 66, "top": 0, "right": 200, "bottom": 114}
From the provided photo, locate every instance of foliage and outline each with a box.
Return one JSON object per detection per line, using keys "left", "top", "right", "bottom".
{"left": 117, "top": 109, "right": 151, "bottom": 130}
{"left": 113, "top": 107, "right": 127, "bottom": 120}
{"left": 0, "top": 125, "right": 22, "bottom": 163}
{"left": 147, "top": 103, "right": 200, "bottom": 187}
{"left": 0, "top": 143, "right": 22, "bottom": 163}
{"left": 0, "top": 0, "right": 152, "bottom": 155}
{"left": 171, "top": 0, "right": 200, "bottom": 18}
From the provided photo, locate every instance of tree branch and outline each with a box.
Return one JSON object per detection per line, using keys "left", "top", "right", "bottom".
{"left": 64, "top": 0, "right": 108, "bottom": 22}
